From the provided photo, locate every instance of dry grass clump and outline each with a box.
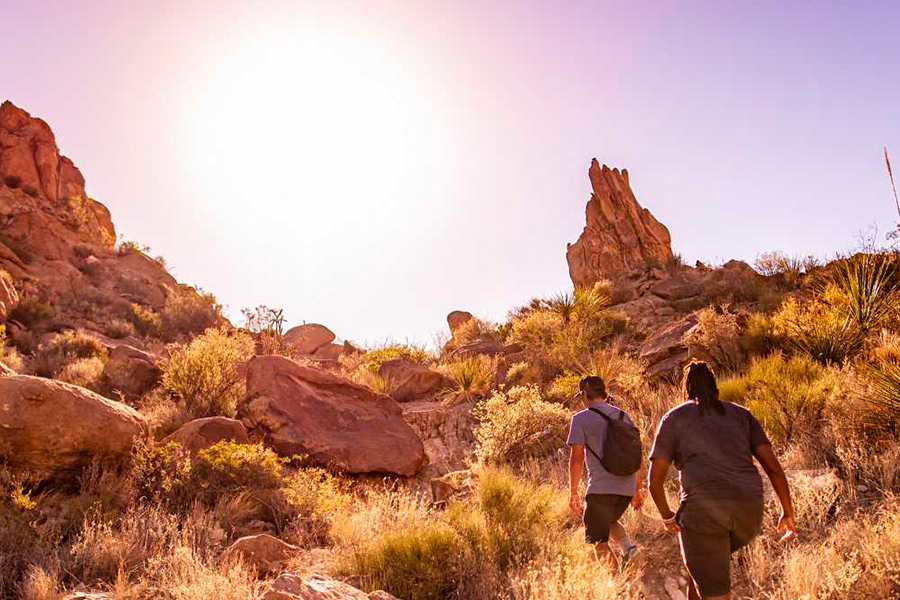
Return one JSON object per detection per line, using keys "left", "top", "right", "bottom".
{"left": 159, "top": 287, "right": 222, "bottom": 340}
{"left": 682, "top": 306, "right": 744, "bottom": 374}
{"left": 161, "top": 327, "right": 255, "bottom": 419}
{"left": 438, "top": 354, "right": 496, "bottom": 404}
{"left": 29, "top": 329, "right": 107, "bottom": 378}
{"left": 474, "top": 386, "right": 569, "bottom": 464}
{"left": 57, "top": 356, "right": 106, "bottom": 391}
{"left": 332, "top": 467, "right": 569, "bottom": 600}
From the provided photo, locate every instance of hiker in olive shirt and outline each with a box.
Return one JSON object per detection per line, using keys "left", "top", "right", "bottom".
{"left": 649, "top": 361, "right": 796, "bottom": 600}
{"left": 568, "top": 376, "right": 645, "bottom": 571}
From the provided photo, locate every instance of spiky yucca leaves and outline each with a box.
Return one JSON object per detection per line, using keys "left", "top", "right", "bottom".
{"left": 823, "top": 254, "right": 899, "bottom": 334}
{"left": 439, "top": 355, "right": 495, "bottom": 405}
{"left": 572, "top": 282, "right": 611, "bottom": 322}
{"left": 545, "top": 292, "right": 575, "bottom": 324}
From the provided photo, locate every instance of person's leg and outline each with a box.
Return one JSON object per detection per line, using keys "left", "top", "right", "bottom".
{"left": 678, "top": 503, "right": 733, "bottom": 599}
{"left": 609, "top": 520, "right": 635, "bottom": 553}
{"left": 591, "top": 541, "right": 618, "bottom": 570}
{"left": 584, "top": 495, "right": 619, "bottom": 571}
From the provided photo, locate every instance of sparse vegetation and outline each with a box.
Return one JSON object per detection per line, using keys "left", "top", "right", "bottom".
{"left": 160, "top": 327, "right": 255, "bottom": 419}
{"left": 29, "top": 329, "right": 107, "bottom": 379}
{"left": 474, "top": 386, "right": 569, "bottom": 464}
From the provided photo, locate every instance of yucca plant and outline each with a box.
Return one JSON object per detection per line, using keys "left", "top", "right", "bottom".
{"left": 572, "top": 282, "right": 611, "bottom": 322}
{"left": 546, "top": 292, "right": 575, "bottom": 324}
{"left": 439, "top": 355, "right": 494, "bottom": 405}
{"left": 824, "top": 254, "right": 899, "bottom": 334}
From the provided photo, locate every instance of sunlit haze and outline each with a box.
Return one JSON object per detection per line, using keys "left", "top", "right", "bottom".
{"left": 3, "top": 0, "right": 899, "bottom": 345}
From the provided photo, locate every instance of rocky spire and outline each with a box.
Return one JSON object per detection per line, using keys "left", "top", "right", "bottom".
{"left": 566, "top": 158, "right": 673, "bottom": 286}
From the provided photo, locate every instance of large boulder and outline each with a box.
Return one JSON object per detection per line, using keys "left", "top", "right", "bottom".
{"left": 163, "top": 417, "right": 249, "bottom": 455}
{"left": 378, "top": 359, "right": 455, "bottom": 402}
{"left": 447, "top": 310, "right": 474, "bottom": 332}
{"left": 102, "top": 344, "right": 160, "bottom": 396}
{"left": 284, "top": 324, "right": 336, "bottom": 355}
{"left": 567, "top": 159, "right": 674, "bottom": 286}
{"left": 0, "top": 375, "right": 147, "bottom": 479}
{"left": 223, "top": 534, "right": 300, "bottom": 573}
{"left": 244, "top": 355, "right": 425, "bottom": 476}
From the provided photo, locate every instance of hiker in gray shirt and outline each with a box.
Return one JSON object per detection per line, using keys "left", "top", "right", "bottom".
{"left": 649, "top": 361, "right": 796, "bottom": 600}
{"left": 567, "top": 375, "right": 645, "bottom": 571}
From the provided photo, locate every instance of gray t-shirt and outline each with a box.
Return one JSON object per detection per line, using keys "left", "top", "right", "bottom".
{"left": 650, "top": 401, "right": 771, "bottom": 503}
{"left": 566, "top": 401, "right": 636, "bottom": 498}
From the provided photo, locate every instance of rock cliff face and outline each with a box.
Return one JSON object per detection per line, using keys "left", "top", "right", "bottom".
{"left": 0, "top": 100, "right": 185, "bottom": 341}
{"left": 567, "top": 159, "right": 674, "bottom": 286}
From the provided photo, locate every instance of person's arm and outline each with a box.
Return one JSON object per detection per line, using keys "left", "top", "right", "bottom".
{"left": 569, "top": 444, "right": 585, "bottom": 516}
{"left": 631, "top": 456, "right": 646, "bottom": 509}
{"left": 753, "top": 443, "right": 797, "bottom": 542}
{"left": 649, "top": 457, "right": 679, "bottom": 532}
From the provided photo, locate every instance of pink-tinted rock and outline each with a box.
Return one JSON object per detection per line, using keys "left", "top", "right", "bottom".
{"left": 244, "top": 355, "right": 425, "bottom": 476}
{"left": 447, "top": 310, "right": 474, "bottom": 332}
{"left": 284, "top": 323, "right": 336, "bottom": 355}
{"left": 378, "top": 359, "right": 455, "bottom": 402}
{"left": 567, "top": 159, "right": 674, "bottom": 286}
{"left": 223, "top": 533, "right": 300, "bottom": 573}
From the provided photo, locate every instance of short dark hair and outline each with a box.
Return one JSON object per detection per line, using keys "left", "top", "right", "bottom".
{"left": 579, "top": 375, "right": 607, "bottom": 399}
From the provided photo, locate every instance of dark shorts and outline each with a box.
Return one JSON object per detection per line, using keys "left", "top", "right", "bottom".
{"left": 583, "top": 494, "right": 631, "bottom": 544}
{"left": 677, "top": 499, "right": 765, "bottom": 597}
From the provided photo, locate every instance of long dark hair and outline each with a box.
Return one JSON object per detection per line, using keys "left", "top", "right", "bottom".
{"left": 682, "top": 361, "right": 725, "bottom": 415}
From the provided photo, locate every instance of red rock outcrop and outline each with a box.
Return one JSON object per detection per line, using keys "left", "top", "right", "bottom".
{"left": 243, "top": 355, "right": 426, "bottom": 476}
{"left": 567, "top": 159, "right": 674, "bottom": 286}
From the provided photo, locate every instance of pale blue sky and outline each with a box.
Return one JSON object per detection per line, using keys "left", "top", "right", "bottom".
{"left": 2, "top": 0, "right": 899, "bottom": 345}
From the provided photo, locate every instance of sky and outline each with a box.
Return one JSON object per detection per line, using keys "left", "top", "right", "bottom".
{"left": 2, "top": 0, "right": 899, "bottom": 346}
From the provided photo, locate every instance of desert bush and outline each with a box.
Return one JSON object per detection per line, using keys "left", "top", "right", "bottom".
{"left": 116, "top": 236, "right": 150, "bottom": 255}
{"left": 772, "top": 297, "right": 865, "bottom": 364}
{"left": 754, "top": 251, "right": 819, "bottom": 285}
{"left": 505, "top": 361, "right": 544, "bottom": 388}
{"left": 860, "top": 358, "right": 900, "bottom": 428}
{"left": 10, "top": 296, "right": 57, "bottom": 328}
{"left": 138, "top": 388, "right": 191, "bottom": 439}
{"left": 127, "top": 303, "right": 162, "bottom": 338}
{"left": 723, "top": 353, "right": 842, "bottom": 443}
{"left": 160, "top": 287, "right": 222, "bottom": 340}
{"left": 508, "top": 310, "right": 562, "bottom": 356}
{"left": 451, "top": 317, "right": 498, "bottom": 347}
{"left": 357, "top": 343, "right": 433, "bottom": 374}
{"left": 104, "top": 317, "right": 136, "bottom": 340}
{"left": 58, "top": 357, "right": 105, "bottom": 390}
{"left": 30, "top": 330, "right": 107, "bottom": 378}
{"left": 131, "top": 440, "right": 192, "bottom": 504}
{"left": 439, "top": 354, "right": 496, "bottom": 404}
{"left": 572, "top": 345, "right": 645, "bottom": 396}
{"left": 544, "top": 372, "right": 581, "bottom": 404}
{"left": 475, "top": 386, "right": 569, "bottom": 464}
{"left": 682, "top": 306, "right": 744, "bottom": 373}
{"left": 161, "top": 327, "right": 254, "bottom": 419}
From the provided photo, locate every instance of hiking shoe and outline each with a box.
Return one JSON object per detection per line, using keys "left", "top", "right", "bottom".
{"left": 620, "top": 545, "right": 640, "bottom": 569}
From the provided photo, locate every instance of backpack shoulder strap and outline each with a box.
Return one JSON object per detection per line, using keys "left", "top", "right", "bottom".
{"left": 588, "top": 406, "right": 617, "bottom": 421}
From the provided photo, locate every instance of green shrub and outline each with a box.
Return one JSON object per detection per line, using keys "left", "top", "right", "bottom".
{"left": 161, "top": 327, "right": 255, "bottom": 418}
{"left": 161, "top": 288, "right": 222, "bottom": 339}
{"left": 544, "top": 372, "right": 581, "bottom": 404}
{"left": 193, "top": 441, "right": 288, "bottom": 492}
{"left": 505, "top": 361, "right": 544, "bottom": 388}
{"left": 772, "top": 297, "right": 864, "bottom": 364}
{"left": 475, "top": 386, "right": 569, "bottom": 464}
{"left": 30, "top": 329, "right": 107, "bottom": 378}
{"left": 359, "top": 343, "right": 433, "bottom": 374}
{"left": 128, "top": 303, "right": 162, "bottom": 337}
{"left": 727, "top": 353, "right": 842, "bottom": 443}
{"left": 131, "top": 440, "right": 192, "bottom": 504}
{"left": 9, "top": 296, "right": 57, "bottom": 327}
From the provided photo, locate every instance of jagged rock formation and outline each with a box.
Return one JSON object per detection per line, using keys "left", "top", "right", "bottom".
{"left": 567, "top": 159, "right": 674, "bottom": 286}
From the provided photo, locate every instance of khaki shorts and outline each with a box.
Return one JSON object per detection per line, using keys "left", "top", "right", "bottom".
{"left": 677, "top": 498, "right": 764, "bottom": 597}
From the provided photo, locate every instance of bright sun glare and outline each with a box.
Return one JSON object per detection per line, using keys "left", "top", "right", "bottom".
{"left": 171, "top": 10, "right": 460, "bottom": 317}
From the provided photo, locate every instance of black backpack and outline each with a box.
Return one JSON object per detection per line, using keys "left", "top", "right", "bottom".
{"left": 584, "top": 406, "right": 642, "bottom": 476}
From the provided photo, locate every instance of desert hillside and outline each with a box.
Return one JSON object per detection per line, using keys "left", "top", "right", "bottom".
{"left": 1, "top": 102, "right": 899, "bottom": 600}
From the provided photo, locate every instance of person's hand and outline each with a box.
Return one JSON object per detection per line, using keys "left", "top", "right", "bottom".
{"left": 777, "top": 512, "right": 796, "bottom": 542}
{"left": 569, "top": 494, "right": 583, "bottom": 516}
{"left": 664, "top": 518, "right": 681, "bottom": 534}
{"left": 631, "top": 489, "right": 646, "bottom": 510}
